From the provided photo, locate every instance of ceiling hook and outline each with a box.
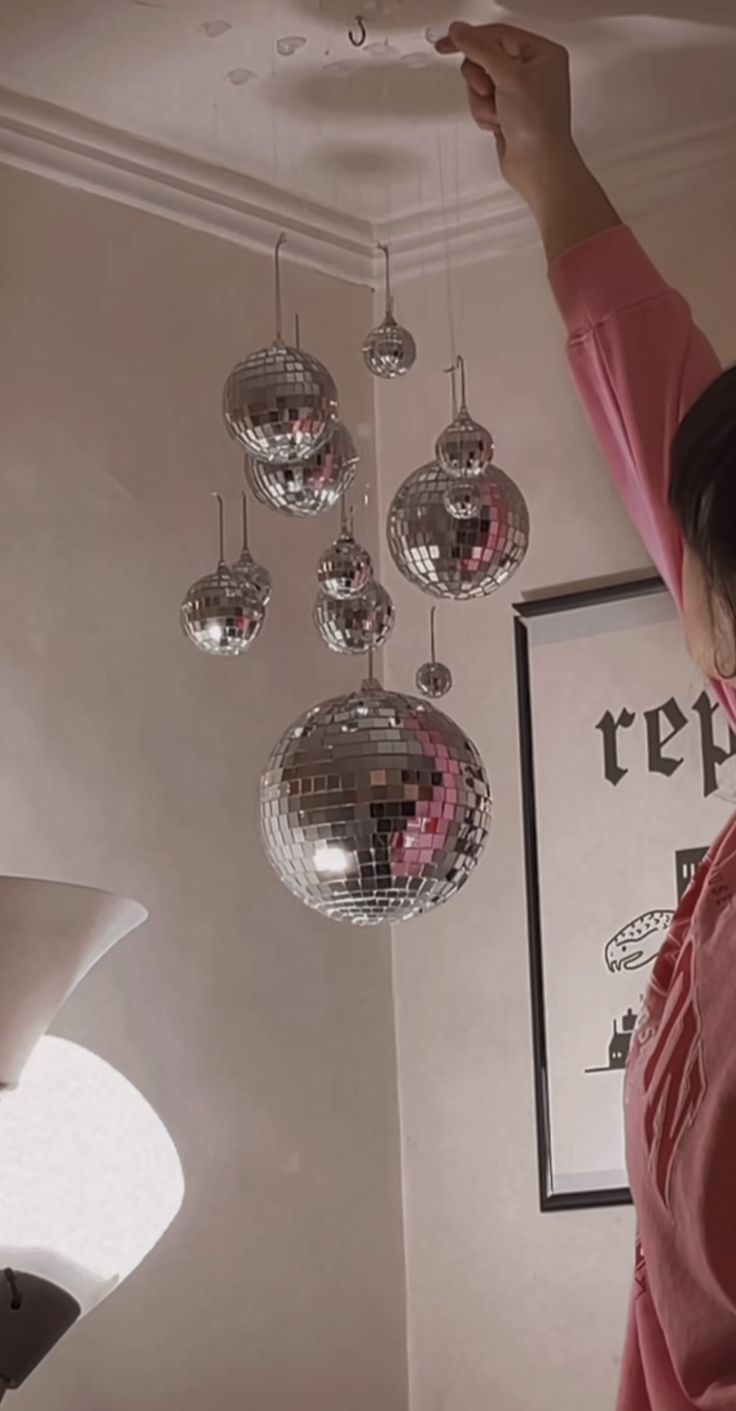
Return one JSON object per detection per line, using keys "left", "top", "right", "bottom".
{"left": 348, "top": 15, "right": 366, "bottom": 47}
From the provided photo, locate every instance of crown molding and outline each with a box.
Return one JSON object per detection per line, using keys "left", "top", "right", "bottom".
{"left": 0, "top": 85, "right": 735, "bottom": 288}
{"left": 377, "top": 116, "right": 736, "bottom": 281}
{"left": 0, "top": 86, "right": 375, "bottom": 285}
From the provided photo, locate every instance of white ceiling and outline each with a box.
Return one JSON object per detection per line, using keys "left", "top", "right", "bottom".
{"left": 1, "top": 0, "right": 736, "bottom": 232}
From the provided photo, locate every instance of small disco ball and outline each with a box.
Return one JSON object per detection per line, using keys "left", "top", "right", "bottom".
{"left": 259, "top": 680, "right": 492, "bottom": 925}
{"left": 317, "top": 530, "right": 373, "bottom": 599}
{"left": 245, "top": 422, "right": 358, "bottom": 517}
{"left": 232, "top": 548, "right": 273, "bottom": 607}
{"left": 436, "top": 408, "right": 495, "bottom": 478}
{"left": 223, "top": 342, "right": 338, "bottom": 463}
{"left": 314, "top": 580, "right": 394, "bottom": 654}
{"left": 363, "top": 314, "right": 417, "bottom": 380}
{"left": 181, "top": 566, "right": 265, "bottom": 655}
{"left": 387, "top": 461, "right": 529, "bottom": 600}
{"left": 416, "top": 660, "right": 453, "bottom": 699}
{"left": 444, "top": 475, "right": 483, "bottom": 520}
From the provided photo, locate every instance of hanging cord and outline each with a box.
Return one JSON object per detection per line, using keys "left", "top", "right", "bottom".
{"left": 377, "top": 241, "right": 393, "bottom": 319}
{"left": 273, "top": 233, "right": 287, "bottom": 343}
{"left": 444, "top": 359, "right": 459, "bottom": 420}
{"left": 436, "top": 129, "right": 458, "bottom": 371}
{"left": 240, "top": 490, "right": 250, "bottom": 553}
{"left": 339, "top": 489, "right": 355, "bottom": 536}
{"left": 456, "top": 353, "right": 469, "bottom": 414}
{"left": 430, "top": 605, "right": 438, "bottom": 664}
{"left": 213, "top": 492, "right": 226, "bottom": 569}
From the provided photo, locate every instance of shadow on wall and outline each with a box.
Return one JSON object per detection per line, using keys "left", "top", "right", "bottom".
{"left": 309, "top": 143, "right": 423, "bottom": 183}
{"left": 499, "top": 0, "right": 736, "bottom": 22}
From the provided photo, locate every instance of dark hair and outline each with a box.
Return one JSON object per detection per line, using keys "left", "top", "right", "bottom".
{"left": 669, "top": 366, "right": 736, "bottom": 674}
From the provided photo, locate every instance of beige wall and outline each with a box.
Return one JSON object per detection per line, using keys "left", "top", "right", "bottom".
{"left": 5, "top": 151, "right": 736, "bottom": 1411}
{"left": 0, "top": 163, "right": 407, "bottom": 1411}
{"left": 377, "top": 187, "right": 736, "bottom": 1411}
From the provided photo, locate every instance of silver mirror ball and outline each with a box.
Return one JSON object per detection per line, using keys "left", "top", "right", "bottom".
{"left": 260, "top": 680, "right": 492, "bottom": 925}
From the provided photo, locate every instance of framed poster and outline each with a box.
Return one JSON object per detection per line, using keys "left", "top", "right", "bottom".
{"left": 514, "top": 577, "right": 736, "bottom": 1212}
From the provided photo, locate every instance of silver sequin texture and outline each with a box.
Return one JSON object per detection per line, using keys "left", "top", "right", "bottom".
{"left": 317, "top": 530, "right": 373, "bottom": 599}
{"left": 260, "top": 680, "right": 492, "bottom": 925}
{"left": 387, "top": 461, "right": 529, "bottom": 600}
{"left": 313, "top": 580, "right": 395, "bottom": 654}
{"left": 363, "top": 314, "right": 417, "bottom": 380}
{"left": 180, "top": 567, "right": 265, "bottom": 655}
{"left": 224, "top": 343, "right": 338, "bottom": 463}
{"left": 245, "top": 423, "right": 358, "bottom": 517}
{"left": 416, "top": 660, "right": 453, "bottom": 699}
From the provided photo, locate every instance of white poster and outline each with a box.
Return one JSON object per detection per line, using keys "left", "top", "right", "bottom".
{"left": 515, "top": 579, "right": 735, "bottom": 1210}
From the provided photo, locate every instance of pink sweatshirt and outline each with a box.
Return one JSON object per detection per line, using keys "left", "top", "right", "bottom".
{"left": 550, "top": 226, "right": 736, "bottom": 1410}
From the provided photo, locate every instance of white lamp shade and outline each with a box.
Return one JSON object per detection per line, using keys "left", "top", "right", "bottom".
{"left": 0, "top": 878, "right": 148, "bottom": 1089}
{"left": 0, "top": 1037, "right": 184, "bottom": 1316}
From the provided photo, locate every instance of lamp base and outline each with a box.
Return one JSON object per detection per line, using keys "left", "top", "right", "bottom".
{"left": 0, "top": 1270, "right": 80, "bottom": 1391}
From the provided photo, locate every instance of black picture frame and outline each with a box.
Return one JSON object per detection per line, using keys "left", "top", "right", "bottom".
{"left": 514, "top": 577, "right": 667, "bottom": 1213}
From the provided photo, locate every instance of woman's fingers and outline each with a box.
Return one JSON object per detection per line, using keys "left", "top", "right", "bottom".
{"left": 461, "top": 57, "right": 493, "bottom": 97}
{"left": 468, "top": 90, "right": 501, "bottom": 130}
{"left": 457, "top": 56, "right": 498, "bottom": 129}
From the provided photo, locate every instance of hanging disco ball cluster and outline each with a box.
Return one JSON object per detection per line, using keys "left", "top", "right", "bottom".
{"left": 386, "top": 355, "right": 530, "bottom": 599}
{"left": 177, "top": 230, "right": 534, "bottom": 925}
{"left": 313, "top": 505, "right": 396, "bottom": 656}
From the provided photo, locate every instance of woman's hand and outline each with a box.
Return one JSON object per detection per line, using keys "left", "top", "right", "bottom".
{"left": 437, "top": 20, "right": 621, "bottom": 263}
{"left": 435, "top": 22, "right": 574, "bottom": 202}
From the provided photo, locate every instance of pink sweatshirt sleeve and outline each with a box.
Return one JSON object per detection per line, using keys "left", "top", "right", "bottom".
{"left": 548, "top": 225, "right": 722, "bottom": 607}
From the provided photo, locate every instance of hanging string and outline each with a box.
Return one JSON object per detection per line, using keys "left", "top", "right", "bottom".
{"left": 377, "top": 241, "right": 393, "bottom": 318}
{"left": 213, "top": 492, "right": 226, "bottom": 567}
{"left": 456, "top": 353, "right": 469, "bottom": 413}
{"left": 241, "top": 490, "right": 249, "bottom": 552}
{"left": 383, "top": 59, "right": 393, "bottom": 246}
{"left": 273, "top": 233, "right": 287, "bottom": 342}
{"left": 452, "top": 116, "right": 464, "bottom": 280}
{"left": 270, "top": 9, "right": 280, "bottom": 183}
{"left": 430, "top": 605, "right": 437, "bottom": 664}
{"left": 417, "top": 159, "right": 438, "bottom": 441}
{"left": 436, "top": 128, "right": 458, "bottom": 372}
{"left": 444, "top": 358, "right": 459, "bottom": 419}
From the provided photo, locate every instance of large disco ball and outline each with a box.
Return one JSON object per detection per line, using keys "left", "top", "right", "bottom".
{"left": 223, "top": 343, "right": 338, "bottom": 463}
{"left": 260, "top": 680, "right": 492, "bottom": 925}
{"left": 313, "top": 580, "right": 394, "bottom": 654}
{"left": 244, "top": 422, "right": 358, "bottom": 517}
{"left": 180, "top": 567, "right": 265, "bottom": 655}
{"left": 387, "top": 461, "right": 529, "bottom": 600}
